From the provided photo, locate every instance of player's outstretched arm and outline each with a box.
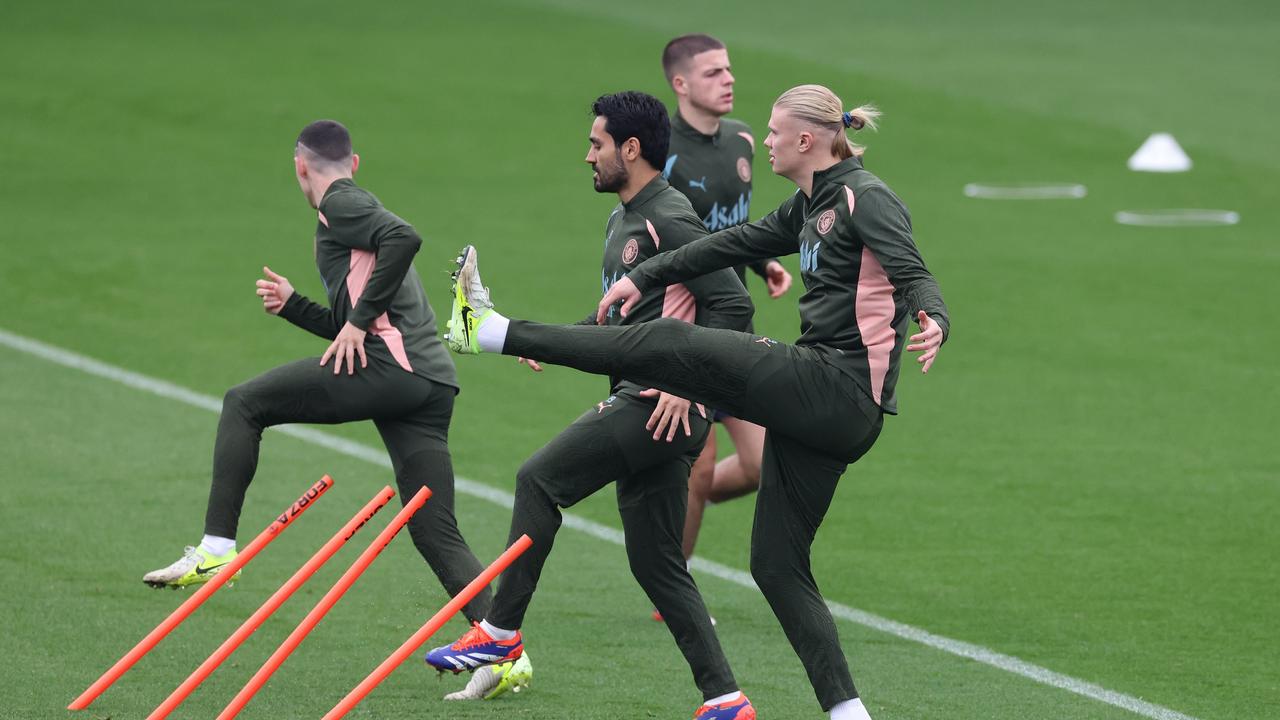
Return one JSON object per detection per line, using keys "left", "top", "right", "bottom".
{"left": 627, "top": 208, "right": 799, "bottom": 297}
{"left": 264, "top": 266, "right": 340, "bottom": 341}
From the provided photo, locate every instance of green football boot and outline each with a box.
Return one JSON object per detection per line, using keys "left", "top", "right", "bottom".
{"left": 444, "top": 245, "right": 494, "bottom": 355}
{"left": 142, "top": 546, "right": 240, "bottom": 589}
{"left": 443, "top": 651, "right": 533, "bottom": 701}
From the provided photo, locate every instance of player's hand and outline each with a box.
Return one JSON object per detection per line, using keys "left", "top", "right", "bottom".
{"left": 597, "top": 276, "right": 641, "bottom": 324}
{"left": 256, "top": 266, "right": 295, "bottom": 315}
{"left": 764, "top": 260, "right": 792, "bottom": 298}
{"left": 906, "top": 310, "right": 943, "bottom": 374}
{"left": 640, "top": 388, "right": 705, "bottom": 442}
{"left": 518, "top": 357, "right": 543, "bottom": 372}
{"left": 321, "top": 322, "right": 368, "bottom": 376}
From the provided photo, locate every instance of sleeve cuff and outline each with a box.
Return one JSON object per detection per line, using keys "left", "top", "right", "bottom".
{"left": 278, "top": 293, "right": 306, "bottom": 321}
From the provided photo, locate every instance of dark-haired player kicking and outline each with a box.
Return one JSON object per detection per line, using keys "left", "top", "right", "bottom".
{"left": 425, "top": 92, "right": 758, "bottom": 720}
{"left": 143, "top": 120, "right": 529, "bottom": 698}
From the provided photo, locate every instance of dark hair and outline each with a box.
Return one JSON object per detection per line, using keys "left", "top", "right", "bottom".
{"left": 661, "top": 34, "right": 725, "bottom": 82}
{"left": 590, "top": 91, "right": 670, "bottom": 171}
{"left": 296, "top": 120, "right": 352, "bottom": 162}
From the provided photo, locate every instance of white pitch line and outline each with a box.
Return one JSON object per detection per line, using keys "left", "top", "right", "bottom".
{"left": 0, "top": 327, "right": 1199, "bottom": 720}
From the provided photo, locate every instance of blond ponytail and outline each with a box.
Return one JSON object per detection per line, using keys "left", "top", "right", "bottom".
{"left": 774, "top": 84, "right": 880, "bottom": 159}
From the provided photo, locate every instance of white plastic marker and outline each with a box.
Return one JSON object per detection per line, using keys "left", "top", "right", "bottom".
{"left": 1128, "top": 133, "right": 1191, "bottom": 172}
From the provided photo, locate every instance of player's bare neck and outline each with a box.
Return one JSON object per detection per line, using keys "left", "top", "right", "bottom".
{"left": 308, "top": 172, "right": 353, "bottom": 208}
{"left": 618, "top": 166, "right": 660, "bottom": 205}
{"left": 678, "top": 99, "right": 721, "bottom": 137}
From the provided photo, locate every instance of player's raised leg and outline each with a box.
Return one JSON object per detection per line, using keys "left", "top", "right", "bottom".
{"left": 448, "top": 244, "right": 882, "bottom": 455}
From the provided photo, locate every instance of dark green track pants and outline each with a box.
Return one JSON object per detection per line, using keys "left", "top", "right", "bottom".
{"left": 488, "top": 392, "right": 739, "bottom": 700}
{"left": 204, "top": 356, "right": 491, "bottom": 623}
{"left": 504, "top": 318, "right": 884, "bottom": 711}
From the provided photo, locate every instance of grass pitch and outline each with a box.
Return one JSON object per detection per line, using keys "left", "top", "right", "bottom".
{"left": 1, "top": 1, "right": 1277, "bottom": 718}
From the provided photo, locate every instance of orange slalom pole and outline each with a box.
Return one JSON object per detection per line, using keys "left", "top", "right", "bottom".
{"left": 216, "top": 484, "right": 432, "bottom": 720}
{"left": 321, "top": 533, "right": 533, "bottom": 720}
{"left": 68, "top": 475, "right": 334, "bottom": 711}
{"left": 146, "top": 486, "right": 396, "bottom": 720}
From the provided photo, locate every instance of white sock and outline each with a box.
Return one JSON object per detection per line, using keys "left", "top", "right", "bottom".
{"left": 476, "top": 311, "right": 510, "bottom": 353}
{"left": 830, "top": 698, "right": 872, "bottom": 720}
{"left": 479, "top": 619, "right": 517, "bottom": 640}
{"left": 200, "top": 535, "right": 236, "bottom": 556}
{"left": 704, "top": 691, "right": 741, "bottom": 706}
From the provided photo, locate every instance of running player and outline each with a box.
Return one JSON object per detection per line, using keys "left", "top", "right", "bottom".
{"left": 142, "top": 120, "right": 530, "bottom": 698}
{"left": 445, "top": 85, "right": 949, "bottom": 720}
{"left": 425, "top": 92, "right": 758, "bottom": 720}
{"left": 660, "top": 33, "right": 792, "bottom": 605}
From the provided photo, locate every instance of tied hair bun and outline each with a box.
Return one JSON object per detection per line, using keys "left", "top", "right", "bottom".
{"left": 841, "top": 111, "right": 864, "bottom": 130}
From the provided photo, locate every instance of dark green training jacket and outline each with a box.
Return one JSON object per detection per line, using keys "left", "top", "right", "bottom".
{"left": 278, "top": 178, "right": 458, "bottom": 390}
{"left": 596, "top": 173, "right": 753, "bottom": 396}
{"left": 629, "top": 156, "right": 949, "bottom": 414}
{"left": 663, "top": 111, "right": 773, "bottom": 286}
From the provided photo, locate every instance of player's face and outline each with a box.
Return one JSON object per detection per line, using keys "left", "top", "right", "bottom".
{"left": 682, "top": 49, "right": 734, "bottom": 116}
{"left": 764, "top": 107, "right": 802, "bottom": 178}
{"left": 586, "top": 116, "right": 627, "bottom": 193}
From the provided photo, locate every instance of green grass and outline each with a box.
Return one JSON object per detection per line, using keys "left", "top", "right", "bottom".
{"left": 1, "top": 1, "right": 1277, "bottom": 718}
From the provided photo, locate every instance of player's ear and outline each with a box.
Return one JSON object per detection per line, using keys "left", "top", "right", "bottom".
{"left": 294, "top": 153, "right": 308, "bottom": 178}
{"left": 797, "top": 130, "right": 813, "bottom": 154}
{"left": 671, "top": 74, "right": 687, "bottom": 98}
{"left": 350, "top": 154, "right": 360, "bottom": 175}
{"left": 623, "top": 137, "right": 640, "bottom": 161}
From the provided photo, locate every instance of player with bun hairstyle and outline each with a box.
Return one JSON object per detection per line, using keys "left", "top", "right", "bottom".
{"left": 446, "top": 84, "right": 949, "bottom": 720}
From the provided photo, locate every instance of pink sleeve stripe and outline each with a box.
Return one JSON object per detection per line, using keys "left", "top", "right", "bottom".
{"left": 737, "top": 131, "right": 755, "bottom": 151}
{"left": 346, "top": 250, "right": 413, "bottom": 373}
{"left": 646, "top": 219, "right": 660, "bottom": 249}
{"left": 855, "top": 247, "right": 895, "bottom": 406}
{"left": 844, "top": 185, "right": 856, "bottom": 215}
